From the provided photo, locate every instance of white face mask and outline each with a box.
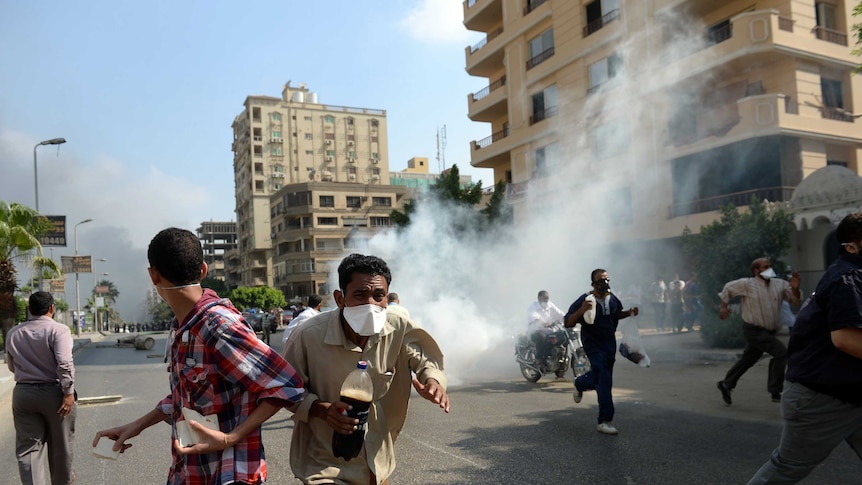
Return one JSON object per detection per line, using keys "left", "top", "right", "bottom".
{"left": 342, "top": 304, "right": 387, "bottom": 336}
{"left": 759, "top": 268, "right": 776, "bottom": 280}
{"left": 540, "top": 301, "right": 549, "bottom": 310}
{"left": 154, "top": 283, "right": 202, "bottom": 303}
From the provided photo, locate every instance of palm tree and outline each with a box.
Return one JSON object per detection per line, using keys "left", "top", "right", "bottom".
{"left": 0, "top": 201, "right": 60, "bottom": 346}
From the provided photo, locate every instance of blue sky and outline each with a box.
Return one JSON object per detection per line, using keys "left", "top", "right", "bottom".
{"left": 0, "top": 0, "right": 491, "bottom": 318}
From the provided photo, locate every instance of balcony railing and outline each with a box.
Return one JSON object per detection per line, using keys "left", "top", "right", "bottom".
{"left": 671, "top": 187, "right": 795, "bottom": 218}
{"left": 526, "top": 46, "right": 554, "bottom": 70}
{"left": 813, "top": 26, "right": 847, "bottom": 46}
{"left": 583, "top": 9, "right": 620, "bottom": 37}
{"left": 529, "top": 105, "right": 558, "bottom": 125}
{"left": 472, "top": 76, "right": 507, "bottom": 102}
{"left": 821, "top": 106, "right": 856, "bottom": 123}
{"left": 470, "top": 27, "right": 504, "bottom": 54}
{"left": 475, "top": 127, "right": 509, "bottom": 149}
{"left": 778, "top": 16, "right": 794, "bottom": 32}
{"left": 524, "top": 0, "right": 547, "bottom": 16}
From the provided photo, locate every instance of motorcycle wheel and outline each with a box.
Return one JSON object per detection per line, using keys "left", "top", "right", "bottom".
{"left": 555, "top": 368, "right": 567, "bottom": 379}
{"left": 520, "top": 364, "right": 542, "bottom": 383}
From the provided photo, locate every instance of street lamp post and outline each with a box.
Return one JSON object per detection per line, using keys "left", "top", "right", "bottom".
{"left": 93, "top": 259, "right": 107, "bottom": 331}
{"left": 34, "top": 137, "right": 66, "bottom": 293}
{"left": 74, "top": 218, "right": 94, "bottom": 337}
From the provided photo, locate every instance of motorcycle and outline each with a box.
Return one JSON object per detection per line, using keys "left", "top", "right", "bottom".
{"left": 515, "top": 322, "right": 590, "bottom": 383}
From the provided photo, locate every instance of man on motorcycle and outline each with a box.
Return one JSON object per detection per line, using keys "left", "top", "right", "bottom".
{"left": 527, "top": 290, "right": 567, "bottom": 367}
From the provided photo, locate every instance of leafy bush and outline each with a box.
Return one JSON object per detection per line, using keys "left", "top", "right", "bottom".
{"left": 699, "top": 312, "right": 746, "bottom": 348}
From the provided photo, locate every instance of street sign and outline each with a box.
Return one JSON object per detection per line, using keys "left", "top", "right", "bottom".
{"left": 49, "top": 279, "right": 66, "bottom": 293}
{"left": 61, "top": 255, "right": 92, "bottom": 273}
{"left": 96, "top": 297, "right": 105, "bottom": 308}
{"left": 39, "top": 215, "right": 67, "bottom": 247}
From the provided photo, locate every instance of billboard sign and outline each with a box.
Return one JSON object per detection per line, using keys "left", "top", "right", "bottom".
{"left": 39, "top": 215, "right": 67, "bottom": 247}
{"left": 61, "top": 256, "right": 92, "bottom": 274}
{"left": 49, "top": 279, "right": 66, "bottom": 293}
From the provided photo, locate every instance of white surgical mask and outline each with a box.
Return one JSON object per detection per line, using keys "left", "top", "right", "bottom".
{"left": 540, "top": 301, "right": 549, "bottom": 310}
{"left": 759, "top": 268, "right": 776, "bottom": 280}
{"left": 154, "top": 283, "right": 202, "bottom": 303}
{"left": 342, "top": 304, "right": 387, "bottom": 336}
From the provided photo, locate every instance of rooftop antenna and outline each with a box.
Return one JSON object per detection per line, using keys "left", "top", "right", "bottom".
{"left": 436, "top": 125, "right": 447, "bottom": 172}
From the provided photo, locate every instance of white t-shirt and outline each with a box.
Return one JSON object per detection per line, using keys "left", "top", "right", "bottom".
{"left": 526, "top": 300, "right": 566, "bottom": 330}
{"left": 282, "top": 307, "right": 320, "bottom": 343}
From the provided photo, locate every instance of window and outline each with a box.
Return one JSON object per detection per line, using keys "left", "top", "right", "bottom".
{"left": 348, "top": 151, "right": 356, "bottom": 158}
{"left": 347, "top": 118, "right": 354, "bottom": 126}
{"left": 821, "top": 79, "right": 843, "bottom": 108}
{"left": 371, "top": 152, "right": 379, "bottom": 159}
{"left": 304, "top": 116, "right": 312, "bottom": 121}
{"left": 273, "top": 183, "right": 282, "bottom": 190}
{"left": 371, "top": 217, "right": 391, "bottom": 227}
{"left": 271, "top": 113, "right": 281, "bottom": 122}
{"left": 317, "top": 217, "right": 338, "bottom": 225}
{"left": 527, "top": 28, "right": 555, "bottom": 69}
{"left": 324, "top": 115, "right": 335, "bottom": 123}
{"left": 595, "top": 119, "right": 629, "bottom": 159}
{"left": 254, "top": 163, "right": 263, "bottom": 173}
{"left": 530, "top": 85, "right": 558, "bottom": 124}
{"left": 584, "top": 0, "right": 620, "bottom": 36}
{"left": 326, "top": 150, "right": 336, "bottom": 157}
{"left": 346, "top": 196, "right": 362, "bottom": 208}
{"left": 255, "top": 180, "right": 264, "bottom": 191}
{"left": 372, "top": 197, "right": 392, "bottom": 207}
{"left": 372, "top": 167, "right": 381, "bottom": 175}
{"left": 305, "top": 150, "right": 313, "bottom": 155}
{"left": 274, "top": 165, "right": 284, "bottom": 172}
{"left": 534, "top": 142, "right": 560, "bottom": 176}
{"left": 706, "top": 19, "right": 731, "bottom": 45}
{"left": 588, "top": 53, "right": 623, "bottom": 93}
{"left": 371, "top": 119, "right": 379, "bottom": 127}
{"left": 347, "top": 166, "right": 357, "bottom": 174}
{"left": 252, "top": 107, "right": 261, "bottom": 120}
{"left": 271, "top": 146, "right": 283, "bottom": 156}
{"left": 319, "top": 195, "right": 334, "bottom": 207}
{"left": 827, "top": 160, "right": 848, "bottom": 168}
{"left": 272, "top": 130, "right": 282, "bottom": 139}
{"left": 816, "top": 2, "right": 837, "bottom": 29}
{"left": 304, "top": 133, "right": 313, "bottom": 140}
{"left": 316, "top": 238, "right": 341, "bottom": 250}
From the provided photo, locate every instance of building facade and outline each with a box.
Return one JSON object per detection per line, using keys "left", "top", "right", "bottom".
{"left": 196, "top": 221, "right": 238, "bottom": 282}
{"left": 463, "top": 0, "right": 862, "bottom": 244}
{"left": 232, "top": 82, "right": 390, "bottom": 287}
{"left": 270, "top": 181, "right": 408, "bottom": 301}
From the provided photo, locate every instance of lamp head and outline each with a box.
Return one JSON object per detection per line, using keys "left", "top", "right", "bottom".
{"left": 40, "top": 138, "right": 66, "bottom": 146}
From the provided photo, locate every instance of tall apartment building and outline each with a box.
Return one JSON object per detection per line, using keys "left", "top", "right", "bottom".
{"left": 196, "top": 221, "right": 237, "bottom": 282}
{"left": 463, "top": 0, "right": 862, "bottom": 247}
{"left": 232, "top": 82, "right": 390, "bottom": 287}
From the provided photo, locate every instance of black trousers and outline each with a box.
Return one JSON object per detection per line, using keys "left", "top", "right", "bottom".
{"left": 724, "top": 322, "right": 786, "bottom": 395}
{"left": 13, "top": 383, "right": 75, "bottom": 485}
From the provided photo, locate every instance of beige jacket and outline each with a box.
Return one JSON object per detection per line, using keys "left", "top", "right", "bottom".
{"left": 283, "top": 309, "right": 446, "bottom": 484}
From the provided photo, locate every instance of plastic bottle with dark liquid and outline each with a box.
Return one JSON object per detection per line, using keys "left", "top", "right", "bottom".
{"left": 332, "top": 360, "right": 373, "bottom": 461}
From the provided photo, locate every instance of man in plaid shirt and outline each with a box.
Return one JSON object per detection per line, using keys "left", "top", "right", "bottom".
{"left": 94, "top": 227, "right": 305, "bottom": 484}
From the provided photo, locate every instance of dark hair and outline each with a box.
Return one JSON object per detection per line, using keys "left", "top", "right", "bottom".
{"left": 29, "top": 291, "right": 54, "bottom": 316}
{"left": 147, "top": 227, "right": 204, "bottom": 285}
{"left": 837, "top": 212, "right": 862, "bottom": 244}
{"left": 590, "top": 268, "right": 607, "bottom": 283}
{"left": 307, "top": 294, "right": 323, "bottom": 308}
{"left": 387, "top": 292, "right": 399, "bottom": 303}
{"left": 537, "top": 290, "right": 548, "bottom": 299}
{"left": 338, "top": 254, "right": 391, "bottom": 291}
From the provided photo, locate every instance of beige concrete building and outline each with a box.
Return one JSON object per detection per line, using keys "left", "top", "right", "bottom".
{"left": 231, "top": 82, "right": 390, "bottom": 287}
{"left": 270, "top": 182, "right": 408, "bottom": 301}
{"left": 196, "top": 221, "right": 237, "bottom": 282}
{"left": 463, "top": 0, "right": 862, "bottom": 248}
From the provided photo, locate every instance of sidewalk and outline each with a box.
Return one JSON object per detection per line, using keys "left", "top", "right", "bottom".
{"left": 0, "top": 331, "right": 107, "bottom": 401}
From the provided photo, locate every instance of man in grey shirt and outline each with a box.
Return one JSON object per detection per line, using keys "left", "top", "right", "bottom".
{"left": 6, "top": 291, "right": 76, "bottom": 485}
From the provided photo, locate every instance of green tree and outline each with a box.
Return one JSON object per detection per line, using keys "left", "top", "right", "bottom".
{"left": 0, "top": 201, "right": 59, "bottom": 346}
{"left": 681, "top": 198, "right": 794, "bottom": 347}
{"left": 201, "top": 276, "right": 228, "bottom": 296}
{"left": 853, "top": 2, "right": 861, "bottom": 72}
{"left": 228, "top": 286, "right": 286, "bottom": 311}
{"left": 390, "top": 164, "right": 510, "bottom": 231}
{"left": 145, "top": 288, "right": 174, "bottom": 325}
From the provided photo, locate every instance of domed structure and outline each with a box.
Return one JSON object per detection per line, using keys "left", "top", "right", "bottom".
{"left": 790, "top": 165, "right": 862, "bottom": 210}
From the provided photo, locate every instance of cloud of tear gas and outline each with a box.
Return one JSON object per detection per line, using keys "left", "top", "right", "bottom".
{"left": 0, "top": 128, "right": 227, "bottom": 321}
{"left": 341, "top": 9, "right": 745, "bottom": 384}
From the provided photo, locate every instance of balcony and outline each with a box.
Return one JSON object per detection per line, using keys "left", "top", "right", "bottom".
{"left": 468, "top": 76, "right": 507, "bottom": 122}
{"left": 463, "top": 0, "right": 502, "bottom": 32}
{"left": 524, "top": 0, "right": 547, "bottom": 16}
{"left": 660, "top": 10, "right": 856, "bottom": 81}
{"left": 466, "top": 27, "right": 505, "bottom": 77}
{"left": 474, "top": 127, "right": 509, "bottom": 149}
{"left": 529, "top": 105, "right": 558, "bottom": 125}
{"left": 470, "top": 126, "right": 512, "bottom": 170}
{"left": 583, "top": 9, "right": 620, "bottom": 38}
{"left": 671, "top": 187, "right": 794, "bottom": 218}
{"left": 526, "top": 46, "right": 554, "bottom": 70}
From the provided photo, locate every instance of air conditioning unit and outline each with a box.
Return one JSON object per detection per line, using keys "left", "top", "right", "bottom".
{"left": 270, "top": 138, "right": 283, "bottom": 143}
{"left": 325, "top": 157, "right": 333, "bottom": 162}
{"left": 272, "top": 172, "right": 285, "bottom": 178}
{"left": 371, "top": 174, "right": 380, "bottom": 181}
{"left": 347, "top": 141, "right": 354, "bottom": 146}
{"left": 371, "top": 159, "right": 379, "bottom": 164}
{"left": 325, "top": 140, "right": 332, "bottom": 145}
{"left": 348, "top": 174, "right": 356, "bottom": 181}
{"left": 347, "top": 158, "right": 355, "bottom": 163}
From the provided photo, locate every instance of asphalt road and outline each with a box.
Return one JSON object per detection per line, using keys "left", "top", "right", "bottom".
{"left": 1, "top": 333, "right": 858, "bottom": 484}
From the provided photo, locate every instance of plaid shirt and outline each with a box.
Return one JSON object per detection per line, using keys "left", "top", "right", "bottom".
{"left": 719, "top": 277, "right": 800, "bottom": 331}
{"left": 157, "top": 290, "right": 304, "bottom": 484}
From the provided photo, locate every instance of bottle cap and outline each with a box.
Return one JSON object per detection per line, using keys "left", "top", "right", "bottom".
{"left": 356, "top": 360, "right": 368, "bottom": 370}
